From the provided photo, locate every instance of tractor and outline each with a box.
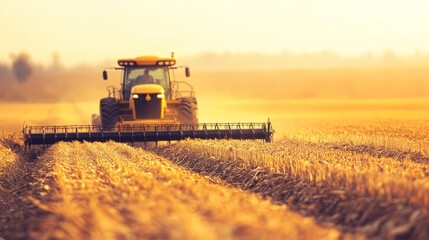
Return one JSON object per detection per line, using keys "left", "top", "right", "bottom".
{"left": 92, "top": 54, "right": 198, "bottom": 129}
{"left": 23, "top": 54, "right": 273, "bottom": 146}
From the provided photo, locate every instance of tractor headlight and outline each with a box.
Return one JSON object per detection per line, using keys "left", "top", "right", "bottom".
{"left": 157, "top": 93, "right": 164, "bottom": 98}
{"left": 158, "top": 60, "right": 176, "bottom": 66}
{"left": 132, "top": 94, "right": 139, "bottom": 99}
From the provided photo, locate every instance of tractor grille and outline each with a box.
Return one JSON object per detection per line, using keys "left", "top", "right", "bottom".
{"left": 134, "top": 94, "right": 161, "bottom": 119}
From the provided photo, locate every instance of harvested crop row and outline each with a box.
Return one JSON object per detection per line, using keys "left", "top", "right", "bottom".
{"left": 0, "top": 133, "right": 53, "bottom": 239}
{"left": 0, "top": 133, "right": 22, "bottom": 188}
{"left": 177, "top": 139, "right": 429, "bottom": 210}
{"left": 156, "top": 140, "right": 429, "bottom": 239}
{"left": 24, "top": 141, "right": 341, "bottom": 240}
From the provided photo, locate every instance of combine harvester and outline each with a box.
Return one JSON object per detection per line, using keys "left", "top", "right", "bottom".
{"left": 23, "top": 53, "right": 273, "bottom": 147}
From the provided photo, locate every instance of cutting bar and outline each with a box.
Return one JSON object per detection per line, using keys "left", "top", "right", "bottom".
{"left": 23, "top": 121, "right": 273, "bottom": 146}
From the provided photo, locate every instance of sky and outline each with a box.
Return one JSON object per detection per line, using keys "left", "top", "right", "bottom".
{"left": 1, "top": 0, "right": 429, "bottom": 67}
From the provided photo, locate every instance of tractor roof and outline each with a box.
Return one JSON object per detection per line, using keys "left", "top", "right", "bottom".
{"left": 118, "top": 56, "right": 176, "bottom": 67}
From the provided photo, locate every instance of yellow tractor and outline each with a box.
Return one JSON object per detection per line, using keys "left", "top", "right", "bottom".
{"left": 92, "top": 54, "right": 198, "bottom": 128}
{"left": 23, "top": 54, "right": 273, "bottom": 146}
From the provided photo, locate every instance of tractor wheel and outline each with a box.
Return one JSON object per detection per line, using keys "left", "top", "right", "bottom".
{"left": 178, "top": 97, "right": 198, "bottom": 125}
{"left": 100, "top": 98, "right": 119, "bottom": 130}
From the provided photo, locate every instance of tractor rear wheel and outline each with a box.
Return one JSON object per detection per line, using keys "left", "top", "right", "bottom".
{"left": 100, "top": 98, "right": 119, "bottom": 130}
{"left": 178, "top": 97, "right": 198, "bottom": 125}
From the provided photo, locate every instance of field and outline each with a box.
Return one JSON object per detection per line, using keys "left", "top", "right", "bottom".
{"left": 2, "top": 98, "right": 429, "bottom": 239}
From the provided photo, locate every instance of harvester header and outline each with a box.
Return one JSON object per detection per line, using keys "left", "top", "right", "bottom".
{"left": 23, "top": 53, "right": 274, "bottom": 147}
{"left": 23, "top": 122, "right": 272, "bottom": 147}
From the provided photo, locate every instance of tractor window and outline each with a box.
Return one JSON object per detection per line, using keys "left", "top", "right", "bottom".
{"left": 123, "top": 66, "right": 170, "bottom": 99}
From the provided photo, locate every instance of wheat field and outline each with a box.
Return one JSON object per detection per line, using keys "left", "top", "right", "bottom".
{"left": 1, "top": 99, "right": 429, "bottom": 239}
{"left": 0, "top": 135, "right": 343, "bottom": 239}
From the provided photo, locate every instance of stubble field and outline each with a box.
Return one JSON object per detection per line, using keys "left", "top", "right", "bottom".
{"left": 1, "top": 99, "right": 429, "bottom": 239}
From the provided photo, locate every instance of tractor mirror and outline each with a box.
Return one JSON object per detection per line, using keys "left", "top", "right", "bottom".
{"left": 185, "top": 67, "right": 190, "bottom": 77}
{"left": 102, "top": 70, "right": 108, "bottom": 80}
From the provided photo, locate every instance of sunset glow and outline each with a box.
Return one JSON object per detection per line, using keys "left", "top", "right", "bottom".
{"left": 1, "top": 1, "right": 429, "bottom": 66}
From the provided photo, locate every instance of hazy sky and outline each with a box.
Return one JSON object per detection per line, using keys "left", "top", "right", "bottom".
{"left": 1, "top": 0, "right": 428, "bottom": 66}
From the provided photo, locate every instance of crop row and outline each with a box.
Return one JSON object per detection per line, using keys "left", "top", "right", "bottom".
{"left": 195, "top": 141, "right": 429, "bottom": 208}
{"left": 179, "top": 139, "right": 429, "bottom": 209}
{"left": 0, "top": 133, "right": 52, "bottom": 239}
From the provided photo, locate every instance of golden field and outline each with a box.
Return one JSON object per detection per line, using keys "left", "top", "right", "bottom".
{"left": 0, "top": 134, "right": 343, "bottom": 239}
{"left": 3, "top": 0, "right": 429, "bottom": 237}
{"left": 1, "top": 98, "right": 429, "bottom": 239}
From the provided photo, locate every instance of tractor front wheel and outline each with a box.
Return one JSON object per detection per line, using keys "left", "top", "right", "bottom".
{"left": 100, "top": 98, "right": 119, "bottom": 130}
{"left": 178, "top": 97, "right": 198, "bottom": 125}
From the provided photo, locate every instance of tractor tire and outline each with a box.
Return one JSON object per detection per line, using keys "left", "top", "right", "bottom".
{"left": 100, "top": 98, "right": 119, "bottom": 130}
{"left": 178, "top": 97, "right": 198, "bottom": 125}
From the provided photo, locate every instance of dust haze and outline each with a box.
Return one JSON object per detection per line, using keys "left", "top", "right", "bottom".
{"left": 1, "top": 51, "right": 429, "bottom": 102}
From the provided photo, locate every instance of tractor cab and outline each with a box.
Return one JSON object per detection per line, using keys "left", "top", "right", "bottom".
{"left": 118, "top": 56, "right": 175, "bottom": 100}
{"left": 103, "top": 55, "right": 191, "bottom": 101}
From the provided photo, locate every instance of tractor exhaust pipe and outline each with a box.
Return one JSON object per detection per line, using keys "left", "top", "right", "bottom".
{"left": 23, "top": 121, "right": 273, "bottom": 147}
